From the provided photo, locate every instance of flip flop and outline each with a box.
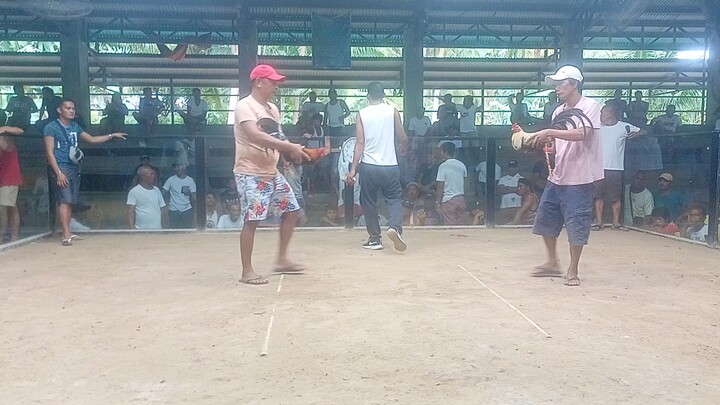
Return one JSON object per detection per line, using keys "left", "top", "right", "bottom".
{"left": 591, "top": 224, "right": 604, "bottom": 231}
{"left": 70, "top": 234, "right": 83, "bottom": 241}
{"left": 564, "top": 277, "right": 581, "bottom": 287}
{"left": 611, "top": 225, "right": 630, "bottom": 231}
{"left": 273, "top": 264, "right": 306, "bottom": 273}
{"left": 61, "top": 238, "right": 73, "bottom": 246}
{"left": 240, "top": 277, "right": 268, "bottom": 285}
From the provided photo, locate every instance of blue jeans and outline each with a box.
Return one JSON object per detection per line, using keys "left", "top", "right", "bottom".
{"left": 532, "top": 182, "right": 594, "bottom": 246}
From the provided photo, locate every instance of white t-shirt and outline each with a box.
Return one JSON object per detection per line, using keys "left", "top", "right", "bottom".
{"left": 623, "top": 186, "right": 654, "bottom": 224}
{"left": 217, "top": 214, "right": 244, "bottom": 229}
{"left": 359, "top": 103, "right": 398, "bottom": 166}
{"left": 600, "top": 121, "right": 639, "bottom": 170}
{"left": 127, "top": 184, "right": 166, "bottom": 229}
{"left": 187, "top": 98, "right": 208, "bottom": 117}
{"left": 498, "top": 173, "right": 523, "bottom": 208}
{"left": 457, "top": 105, "right": 478, "bottom": 133}
{"left": 408, "top": 116, "right": 432, "bottom": 136}
{"left": 301, "top": 101, "right": 324, "bottom": 118}
{"left": 326, "top": 101, "right": 345, "bottom": 127}
{"left": 687, "top": 224, "right": 708, "bottom": 242}
{"left": 436, "top": 158, "right": 467, "bottom": 202}
{"left": 475, "top": 162, "right": 502, "bottom": 183}
{"left": 206, "top": 210, "right": 218, "bottom": 228}
{"left": 163, "top": 175, "right": 196, "bottom": 212}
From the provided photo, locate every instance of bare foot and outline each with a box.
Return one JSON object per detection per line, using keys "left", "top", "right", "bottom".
{"left": 273, "top": 260, "right": 306, "bottom": 273}
{"left": 240, "top": 269, "right": 268, "bottom": 285}
{"left": 532, "top": 261, "right": 562, "bottom": 277}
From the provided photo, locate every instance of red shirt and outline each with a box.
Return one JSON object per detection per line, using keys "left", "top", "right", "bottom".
{"left": 0, "top": 148, "right": 22, "bottom": 186}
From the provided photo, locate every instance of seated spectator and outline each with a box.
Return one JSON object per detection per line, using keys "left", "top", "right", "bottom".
{"left": 221, "top": 178, "right": 241, "bottom": 212}
{"left": 100, "top": 93, "right": 129, "bottom": 134}
{"left": 498, "top": 160, "right": 523, "bottom": 209}
{"left": 508, "top": 178, "right": 539, "bottom": 225}
{"left": 648, "top": 207, "right": 680, "bottom": 235}
{"left": 205, "top": 192, "right": 219, "bottom": 228}
{"left": 162, "top": 163, "right": 196, "bottom": 229}
{"left": 623, "top": 171, "right": 654, "bottom": 226}
{"left": 468, "top": 201, "right": 485, "bottom": 225}
{"left": 321, "top": 205, "right": 340, "bottom": 227}
{"left": 178, "top": 88, "right": 208, "bottom": 135}
{"left": 435, "top": 142, "right": 468, "bottom": 225}
{"left": 217, "top": 202, "right": 244, "bottom": 229}
{"left": 650, "top": 104, "right": 682, "bottom": 135}
{"left": 35, "top": 87, "right": 62, "bottom": 132}
{"left": 133, "top": 87, "right": 165, "bottom": 137}
{"left": 531, "top": 157, "right": 549, "bottom": 194}
{"left": 415, "top": 194, "right": 443, "bottom": 225}
{"left": 475, "top": 160, "right": 501, "bottom": 200}
{"left": 127, "top": 166, "right": 166, "bottom": 229}
{"left": 403, "top": 182, "right": 422, "bottom": 209}
{"left": 417, "top": 148, "right": 441, "bottom": 194}
{"left": 653, "top": 173, "right": 688, "bottom": 221}
{"left": 682, "top": 205, "right": 708, "bottom": 242}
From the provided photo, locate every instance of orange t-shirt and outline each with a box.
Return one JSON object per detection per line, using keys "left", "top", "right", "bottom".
{"left": 233, "top": 95, "right": 281, "bottom": 177}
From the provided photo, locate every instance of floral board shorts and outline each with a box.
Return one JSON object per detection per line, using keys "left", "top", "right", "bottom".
{"left": 235, "top": 173, "right": 300, "bottom": 222}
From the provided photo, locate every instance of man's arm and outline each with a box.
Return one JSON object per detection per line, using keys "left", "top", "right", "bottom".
{"left": 0, "top": 126, "right": 24, "bottom": 136}
{"left": 322, "top": 104, "right": 329, "bottom": 126}
{"left": 346, "top": 113, "right": 365, "bottom": 184}
{"left": 340, "top": 100, "right": 351, "bottom": 119}
{"left": 79, "top": 131, "right": 127, "bottom": 144}
{"left": 190, "top": 192, "right": 196, "bottom": 208}
{"left": 161, "top": 207, "right": 168, "bottom": 228}
{"left": 394, "top": 109, "right": 409, "bottom": 155}
{"left": 435, "top": 181, "right": 445, "bottom": 205}
{"left": 524, "top": 126, "right": 594, "bottom": 148}
{"left": 43, "top": 135, "right": 68, "bottom": 187}
{"left": 510, "top": 197, "right": 533, "bottom": 225}
{"left": 239, "top": 121, "right": 308, "bottom": 159}
{"left": 128, "top": 205, "right": 136, "bottom": 229}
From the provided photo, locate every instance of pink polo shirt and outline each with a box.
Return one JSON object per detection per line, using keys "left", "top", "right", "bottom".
{"left": 549, "top": 96, "right": 603, "bottom": 186}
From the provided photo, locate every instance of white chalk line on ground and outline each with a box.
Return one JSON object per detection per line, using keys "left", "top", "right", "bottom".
{"left": 260, "top": 274, "right": 284, "bottom": 356}
{"left": 457, "top": 265, "right": 551, "bottom": 339}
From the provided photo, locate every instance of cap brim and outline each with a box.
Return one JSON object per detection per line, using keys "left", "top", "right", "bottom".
{"left": 545, "top": 74, "right": 565, "bottom": 83}
{"left": 267, "top": 74, "right": 286, "bottom": 82}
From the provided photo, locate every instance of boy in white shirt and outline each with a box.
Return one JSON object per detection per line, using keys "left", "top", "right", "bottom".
{"left": 162, "top": 163, "right": 196, "bottom": 229}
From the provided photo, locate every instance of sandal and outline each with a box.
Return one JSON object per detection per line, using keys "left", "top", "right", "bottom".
{"left": 591, "top": 224, "right": 605, "bottom": 231}
{"left": 70, "top": 234, "right": 84, "bottom": 241}
{"left": 240, "top": 277, "right": 269, "bottom": 285}
{"left": 611, "top": 225, "right": 629, "bottom": 231}
{"left": 564, "top": 277, "right": 580, "bottom": 287}
{"left": 61, "top": 238, "right": 73, "bottom": 246}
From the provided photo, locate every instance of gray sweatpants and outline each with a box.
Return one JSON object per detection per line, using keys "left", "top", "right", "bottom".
{"left": 358, "top": 162, "right": 403, "bottom": 240}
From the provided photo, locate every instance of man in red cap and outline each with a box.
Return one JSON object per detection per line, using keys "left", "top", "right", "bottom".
{"left": 234, "top": 64, "right": 309, "bottom": 285}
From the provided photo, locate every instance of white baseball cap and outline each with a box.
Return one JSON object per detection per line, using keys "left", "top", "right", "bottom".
{"left": 545, "top": 65, "right": 584, "bottom": 83}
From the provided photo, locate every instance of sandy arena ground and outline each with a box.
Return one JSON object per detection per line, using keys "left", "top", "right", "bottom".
{"left": 1, "top": 228, "right": 719, "bottom": 404}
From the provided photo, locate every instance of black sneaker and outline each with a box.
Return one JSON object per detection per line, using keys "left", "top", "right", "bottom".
{"left": 386, "top": 228, "right": 407, "bottom": 252}
{"left": 362, "top": 239, "right": 383, "bottom": 250}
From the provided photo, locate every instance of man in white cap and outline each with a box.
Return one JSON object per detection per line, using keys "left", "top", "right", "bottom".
{"left": 234, "top": 64, "right": 309, "bottom": 285}
{"left": 512, "top": 65, "right": 603, "bottom": 286}
{"left": 346, "top": 81, "right": 409, "bottom": 251}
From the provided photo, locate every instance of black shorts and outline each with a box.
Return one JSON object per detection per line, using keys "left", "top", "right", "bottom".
{"left": 594, "top": 170, "right": 623, "bottom": 202}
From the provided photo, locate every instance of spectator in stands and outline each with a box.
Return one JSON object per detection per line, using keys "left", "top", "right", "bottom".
{"left": 458, "top": 95, "right": 479, "bottom": 138}
{"left": 0, "top": 126, "right": 25, "bottom": 242}
{"left": 416, "top": 193, "right": 443, "bottom": 225}
{"left": 127, "top": 165, "right": 166, "bottom": 230}
{"left": 543, "top": 91, "right": 560, "bottom": 122}
{"left": 509, "top": 92, "right": 530, "bottom": 125}
{"left": 626, "top": 91, "right": 649, "bottom": 127}
{"left": 100, "top": 93, "right": 129, "bottom": 134}
{"left": 162, "top": 163, "right": 196, "bottom": 229}
{"left": 605, "top": 89, "right": 627, "bottom": 118}
{"left": 44, "top": 98, "right": 127, "bottom": 245}
{"left": 408, "top": 107, "right": 432, "bottom": 175}
{"left": 435, "top": 142, "right": 467, "bottom": 225}
{"left": 506, "top": 178, "right": 539, "bottom": 225}
{"left": 623, "top": 171, "right": 654, "bottom": 226}
{"left": 468, "top": 201, "right": 486, "bottom": 225}
{"left": 650, "top": 104, "right": 682, "bottom": 134}
{"left": 402, "top": 182, "right": 423, "bottom": 226}
{"left": 475, "top": 160, "right": 501, "bottom": 201}
{"left": 320, "top": 204, "right": 340, "bottom": 226}
{"left": 532, "top": 156, "right": 550, "bottom": 194}
{"left": 221, "top": 178, "right": 241, "bottom": 212}
{"left": 417, "top": 147, "right": 441, "bottom": 194}
{"left": 178, "top": 88, "right": 208, "bottom": 135}
{"left": 133, "top": 87, "right": 165, "bottom": 137}
{"left": 593, "top": 104, "right": 646, "bottom": 231}
{"left": 205, "top": 192, "right": 219, "bottom": 228}
{"left": 36, "top": 87, "right": 62, "bottom": 132}
{"left": 408, "top": 106, "right": 432, "bottom": 138}
{"left": 324, "top": 88, "right": 350, "bottom": 137}
{"left": 648, "top": 207, "right": 677, "bottom": 235}
{"left": 132, "top": 154, "right": 161, "bottom": 187}
{"left": 437, "top": 94, "right": 458, "bottom": 137}
{"left": 6, "top": 85, "right": 38, "bottom": 131}
{"left": 653, "top": 172, "right": 688, "bottom": 221}
{"left": 498, "top": 160, "right": 523, "bottom": 210}
{"left": 300, "top": 91, "right": 324, "bottom": 120}
{"left": 217, "top": 202, "right": 244, "bottom": 229}
{"left": 682, "top": 205, "right": 708, "bottom": 242}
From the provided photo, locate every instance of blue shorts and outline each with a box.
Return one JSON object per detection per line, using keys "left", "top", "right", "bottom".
{"left": 52, "top": 165, "right": 80, "bottom": 205}
{"left": 532, "top": 182, "right": 594, "bottom": 246}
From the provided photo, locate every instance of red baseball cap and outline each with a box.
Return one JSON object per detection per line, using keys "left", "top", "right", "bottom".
{"left": 249, "top": 64, "right": 286, "bottom": 82}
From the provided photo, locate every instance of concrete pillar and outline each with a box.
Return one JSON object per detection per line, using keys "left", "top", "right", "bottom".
{"left": 559, "top": 22, "right": 584, "bottom": 69}
{"left": 59, "top": 19, "right": 90, "bottom": 124}
{"left": 403, "top": 21, "right": 425, "bottom": 125}
{"left": 238, "top": 9, "right": 258, "bottom": 98}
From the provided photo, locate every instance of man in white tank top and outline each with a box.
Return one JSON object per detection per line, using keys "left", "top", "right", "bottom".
{"left": 346, "top": 82, "right": 409, "bottom": 251}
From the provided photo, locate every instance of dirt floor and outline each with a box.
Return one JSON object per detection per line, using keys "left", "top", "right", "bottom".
{"left": 1, "top": 228, "right": 719, "bottom": 404}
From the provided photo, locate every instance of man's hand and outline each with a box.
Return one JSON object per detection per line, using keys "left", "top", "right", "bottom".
{"left": 286, "top": 143, "right": 311, "bottom": 164}
{"left": 399, "top": 141, "right": 409, "bottom": 156}
{"left": 345, "top": 169, "right": 357, "bottom": 186}
{"left": 110, "top": 132, "right": 128, "bottom": 140}
{"left": 528, "top": 130, "right": 552, "bottom": 149}
{"left": 56, "top": 172, "right": 68, "bottom": 188}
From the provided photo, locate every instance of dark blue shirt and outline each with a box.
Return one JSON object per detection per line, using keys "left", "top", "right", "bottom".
{"left": 44, "top": 119, "right": 83, "bottom": 168}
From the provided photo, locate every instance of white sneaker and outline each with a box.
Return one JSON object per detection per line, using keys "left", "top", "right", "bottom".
{"left": 386, "top": 228, "right": 407, "bottom": 252}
